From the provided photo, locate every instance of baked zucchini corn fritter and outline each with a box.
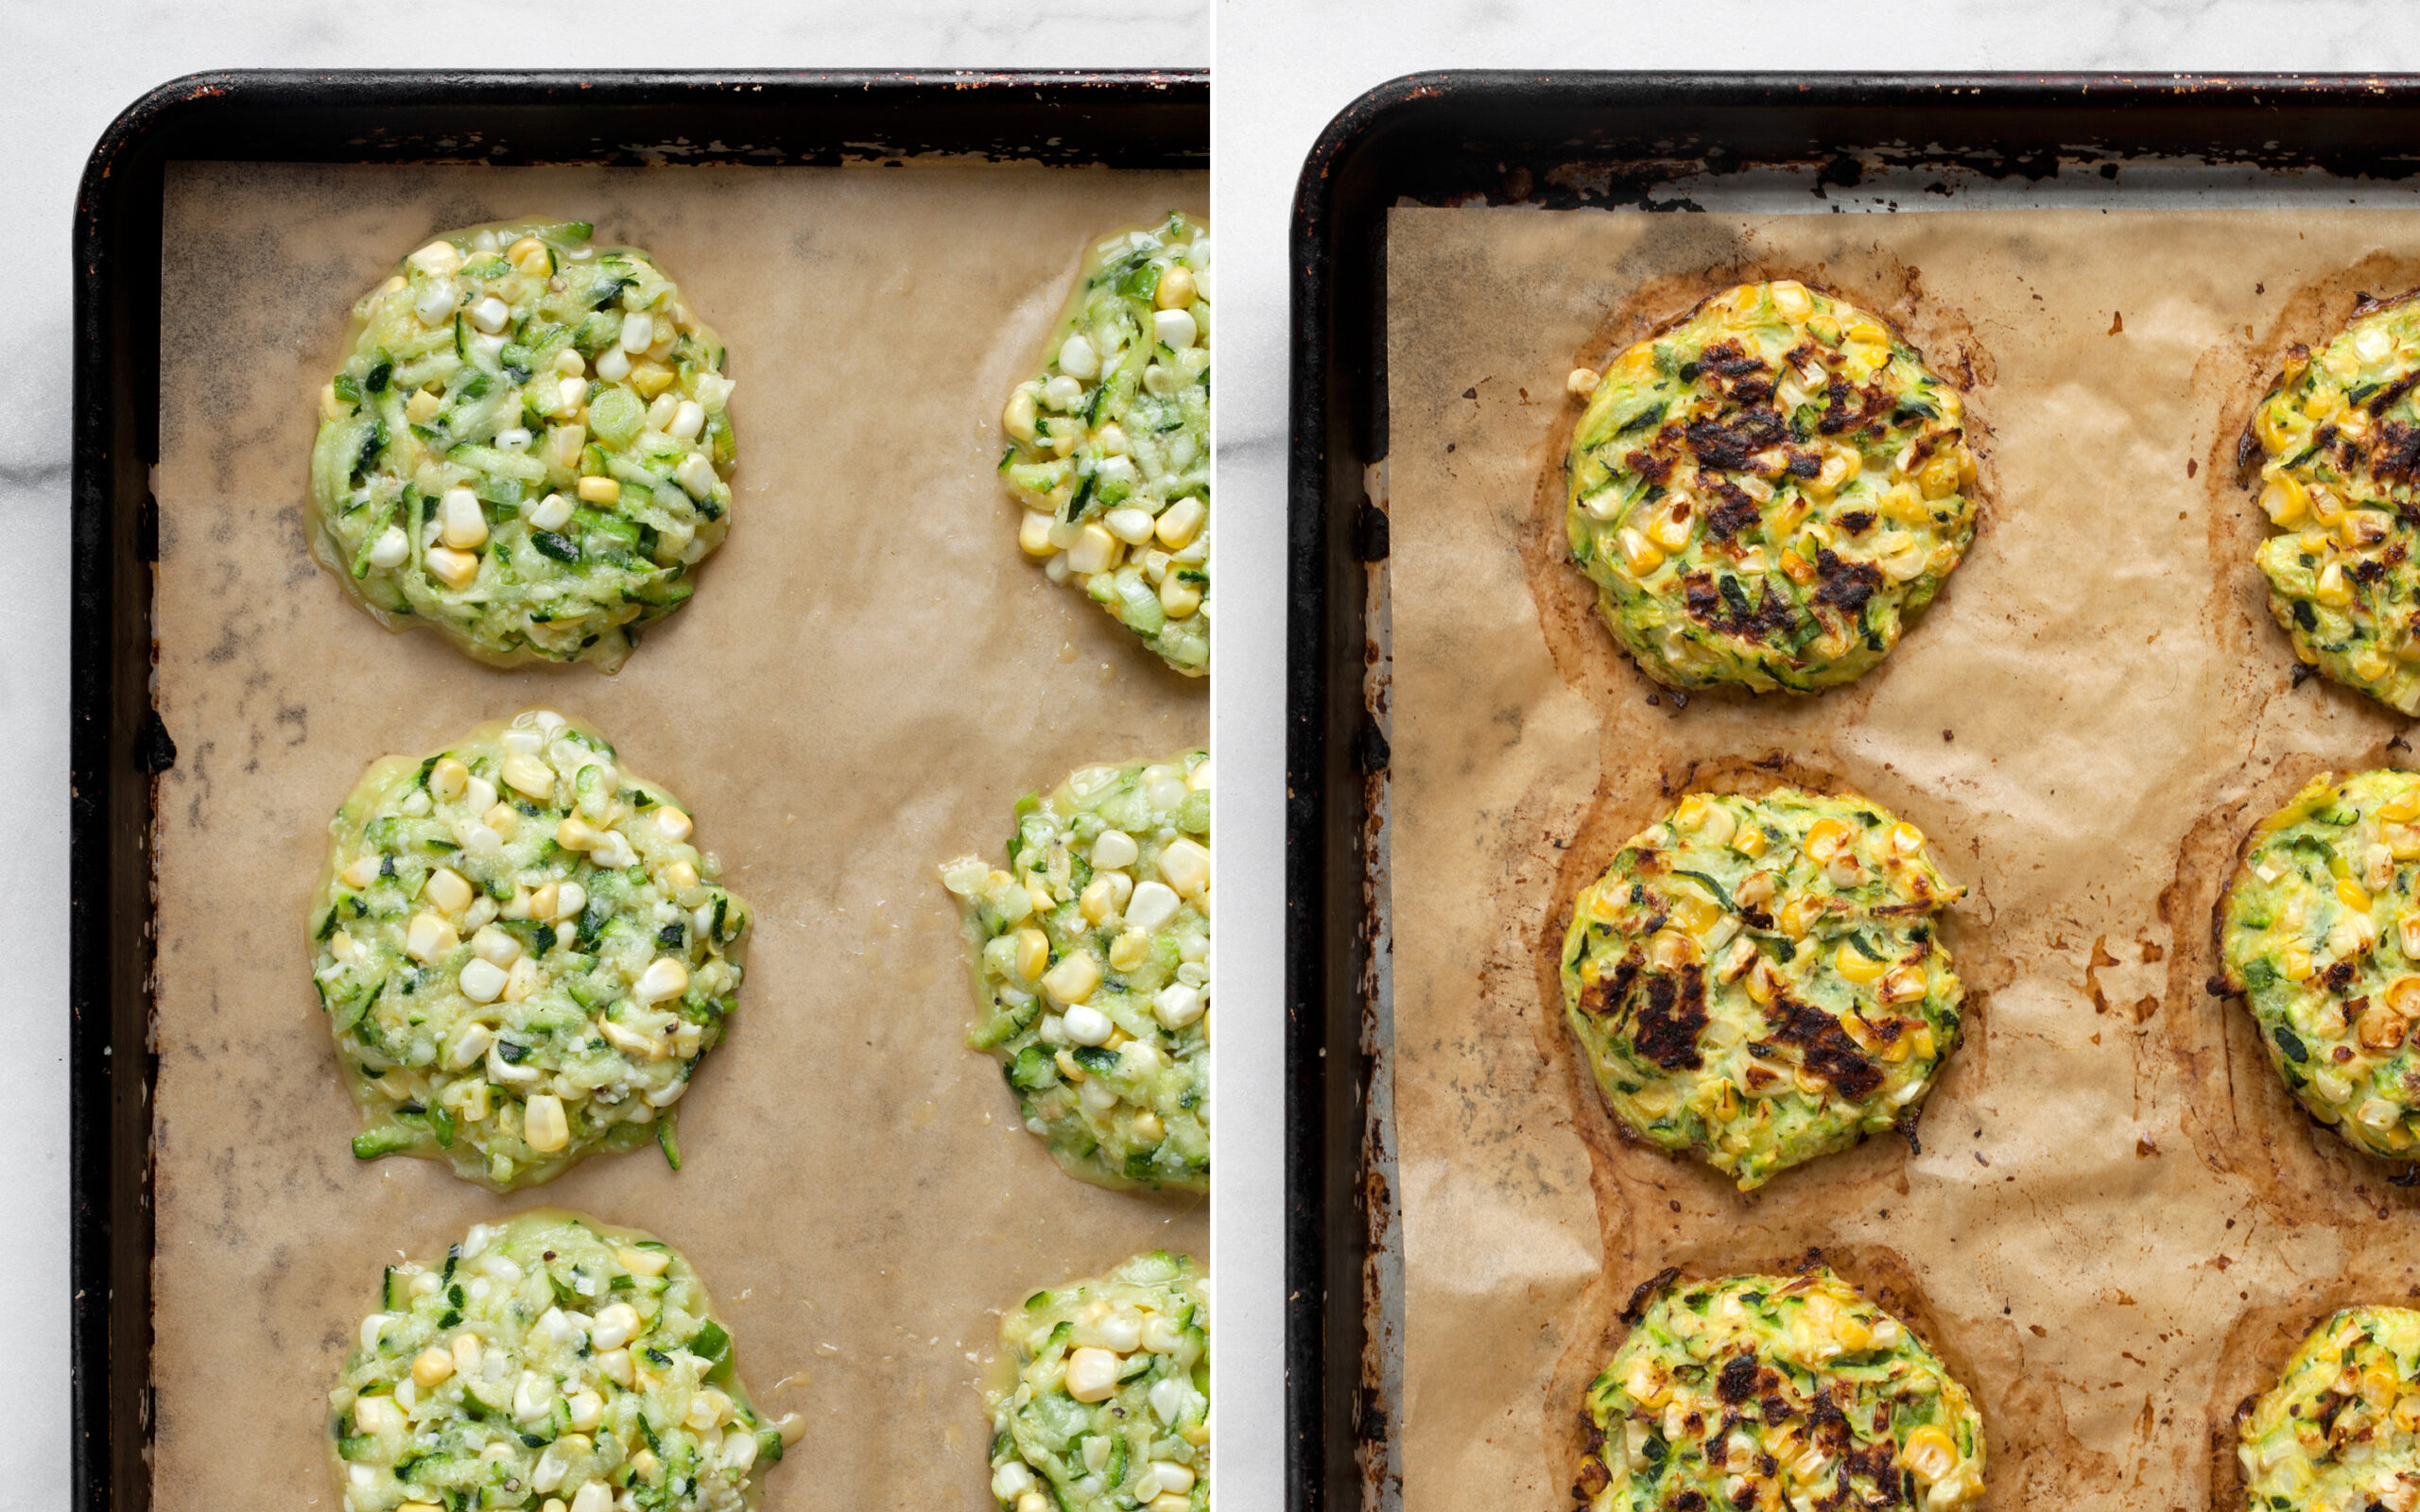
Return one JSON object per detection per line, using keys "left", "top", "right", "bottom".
{"left": 2221, "top": 769, "right": 2420, "bottom": 1161}
{"left": 2249, "top": 293, "right": 2420, "bottom": 713}
{"left": 328, "top": 1211, "right": 799, "bottom": 1512}
{"left": 1560, "top": 788, "right": 1965, "bottom": 1191}
{"left": 1565, "top": 280, "right": 1979, "bottom": 694}
{"left": 1581, "top": 1267, "right": 1985, "bottom": 1512}
{"left": 1000, "top": 214, "right": 1211, "bottom": 676}
{"left": 311, "top": 709, "right": 751, "bottom": 1191}
{"left": 985, "top": 1252, "right": 1208, "bottom": 1512}
{"left": 941, "top": 752, "right": 1211, "bottom": 1193}
{"left": 310, "top": 218, "right": 736, "bottom": 671}
{"left": 2240, "top": 1305, "right": 2420, "bottom": 1512}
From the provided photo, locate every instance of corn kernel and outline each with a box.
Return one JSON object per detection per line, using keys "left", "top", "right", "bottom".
{"left": 2384, "top": 787, "right": 2420, "bottom": 824}
{"left": 1003, "top": 387, "right": 1040, "bottom": 443}
{"left": 1684, "top": 798, "right": 1737, "bottom": 847}
{"left": 1616, "top": 528, "right": 1663, "bottom": 577}
{"left": 1156, "top": 497, "right": 1206, "bottom": 550}
{"left": 2260, "top": 477, "right": 2308, "bottom": 525}
{"left": 430, "top": 759, "right": 470, "bottom": 800}
{"left": 523, "top": 1094, "right": 569, "bottom": 1153}
{"left": 1733, "top": 824, "right": 1767, "bottom": 858}
{"left": 1669, "top": 894, "right": 1720, "bottom": 936}
{"left": 406, "top": 912, "right": 458, "bottom": 964}
{"left": 1160, "top": 573, "right": 1203, "bottom": 619}
{"left": 425, "top": 867, "right": 474, "bottom": 915}
{"left": 1108, "top": 929, "right": 1150, "bottom": 971}
{"left": 2363, "top": 1364, "right": 2402, "bottom": 1405}
{"left": 1649, "top": 930, "right": 1697, "bottom": 971}
{"left": 578, "top": 475, "right": 621, "bottom": 505}
{"left": 2360, "top": 1000, "right": 2409, "bottom": 1052}
{"left": 1834, "top": 942, "right": 1888, "bottom": 985}
{"left": 616, "top": 1244, "right": 670, "bottom": 1278}
{"left": 1803, "top": 818, "right": 1851, "bottom": 863}
{"left": 1918, "top": 450, "right": 1963, "bottom": 500}
{"left": 1043, "top": 949, "right": 1101, "bottom": 1005}
{"left": 2341, "top": 879, "right": 2376, "bottom": 913}
{"left": 1622, "top": 1354, "right": 1669, "bottom": 1408}
{"left": 1902, "top": 1425, "right": 1958, "bottom": 1484}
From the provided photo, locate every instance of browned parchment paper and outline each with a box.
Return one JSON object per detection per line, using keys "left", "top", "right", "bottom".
{"left": 151, "top": 160, "right": 1204, "bottom": 1511}
{"left": 1383, "top": 205, "right": 2420, "bottom": 1510}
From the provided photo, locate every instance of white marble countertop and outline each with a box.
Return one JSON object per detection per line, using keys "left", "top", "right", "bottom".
{"left": 14, "top": 1, "right": 2420, "bottom": 1503}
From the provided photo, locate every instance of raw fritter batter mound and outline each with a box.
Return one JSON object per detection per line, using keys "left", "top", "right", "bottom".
{"left": 2247, "top": 292, "right": 2420, "bottom": 713}
{"left": 1559, "top": 788, "right": 1965, "bottom": 1190}
{"left": 999, "top": 214, "right": 1210, "bottom": 676}
{"left": 2220, "top": 769, "right": 2420, "bottom": 1162}
{"left": 940, "top": 751, "right": 1210, "bottom": 1192}
{"left": 1565, "top": 280, "right": 1979, "bottom": 693}
{"left": 328, "top": 1210, "right": 797, "bottom": 1512}
{"left": 1580, "top": 1266, "right": 1984, "bottom": 1511}
{"left": 309, "top": 218, "right": 736, "bottom": 670}
{"left": 983, "top": 1251, "right": 1207, "bottom": 1512}
{"left": 2239, "top": 1304, "right": 2420, "bottom": 1511}
{"left": 311, "top": 708, "right": 751, "bottom": 1189}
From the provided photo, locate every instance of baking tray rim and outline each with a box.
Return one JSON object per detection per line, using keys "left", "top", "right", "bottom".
{"left": 70, "top": 65, "right": 1207, "bottom": 1511}
{"left": 1282, "top": 67, "right": 2420, "bottom": 1512}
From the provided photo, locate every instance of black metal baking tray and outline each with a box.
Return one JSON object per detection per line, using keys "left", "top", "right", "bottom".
{"left": 1284, "top": 70, "right": 2420, "bottom": 1511}
{"left": 70, "top": 66, "right": 1203, "bottom": 1509}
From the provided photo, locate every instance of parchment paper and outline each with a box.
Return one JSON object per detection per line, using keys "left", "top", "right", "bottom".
{"left": 1383, "top": 205, "right": 2420, "bottom": 1510}
{"left": 150, "top": 160, "right": 1204, "bottom": 1510}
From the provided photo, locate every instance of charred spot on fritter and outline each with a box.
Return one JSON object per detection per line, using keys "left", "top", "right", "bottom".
{"left": 1683, "top": 572, "right": 1802, "bottom": 644}
{"left": 1685, "top": 409, "right": 1789, "bottom": 472}
{"left": 1812, "top": 549, "right": 1884, "bottom": 614}
{"left": 1699, "top": 338, "right": 1768, "bottom": 381}
{"left": 1633, "top": 967, "right": 1710, "bottom": 1071}
{"left": 1581, "top": 955, "right": 1645, "bottom": 1024}
{"left": 1715, "top": 1352, "right": 1763, "bottom": 1403}
{"left": 1704, "top": 480, "right": 1762, "bottom": 541}
{"left": 1768, "top": 994, "right": 1885, "bottom": 1101}
{"left": 2377, "top": 420, "right": 2420, "bottom": 485}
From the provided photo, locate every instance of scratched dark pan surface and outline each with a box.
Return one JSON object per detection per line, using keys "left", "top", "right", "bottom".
{"left": 1284, "top": 72, "right": 2420, "bottom": 1512}
{"left": 70, "top": 68, "right": 1204, "bottom": 1511}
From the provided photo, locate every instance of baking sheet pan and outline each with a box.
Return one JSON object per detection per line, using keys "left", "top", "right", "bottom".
{"left": 72, "top": 70, "right": 1205, "bottom": 1512}
{"left": 1284, "top": 73, "right": 2420, "bottom": 1512}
